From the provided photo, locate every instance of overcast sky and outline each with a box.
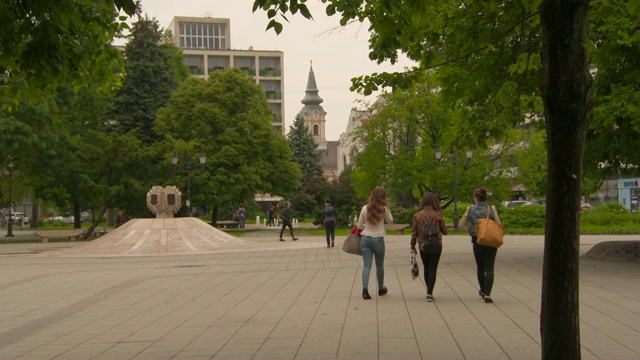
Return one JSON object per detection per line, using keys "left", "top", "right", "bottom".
{"left": 136, "top": 0, "right": 414, "bottom": 141}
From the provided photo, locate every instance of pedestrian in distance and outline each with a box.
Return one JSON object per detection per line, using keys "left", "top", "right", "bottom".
{"left": 237, "top": 204, "right": 247, "bottom": 229}
{"left": 266, "top": 204, "right": 275, "bottom": 226}
{"left": 322, "top": 199, "right": 338, "bottom": 248}
{"left": 357, "top": 187, "right": 393, "bottom": 300}
{"left": 116, "top": 210, "right": 130, "bottom": 227}
{"left": 410, "top": 192, "right": 448, "bottom": 302}
{"left": 279, "top": 201, "right": 298, "bottom": 241}
{"left": 459, "top": 187, "right": 502, "bottom": 303}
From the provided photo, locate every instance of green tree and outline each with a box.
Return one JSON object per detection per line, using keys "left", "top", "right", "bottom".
{"left": 253, "top": 0, "right": 602, "bottom": 358}
{"left": 112, "top": 15, "right": 189, "bottom": 145}
{"left": 513, "top": 129, "right": 548, "bottom": 199}
{"left": 0, "top": 0, "right": 136, "bottom": 104}
{"left": 155, "top": 70, "right": 300, "bottom": 224}
{"left": 287, "top": 113, "right": 323, "bottom": 184}
{"left": 584, "top": 6, "right": 640, "bottom": 181}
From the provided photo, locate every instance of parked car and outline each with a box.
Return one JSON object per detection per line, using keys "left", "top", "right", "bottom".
{"left": 503, "top": 200, "right": 529, "bottom": 208}
{"left": 10, "top": 212, "right": 29, "bottom": 226}
{"left": 580, "top": 203, "right": 593, "bottom": 211}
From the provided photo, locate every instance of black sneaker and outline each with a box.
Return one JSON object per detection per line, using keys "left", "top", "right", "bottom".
{"left": 426, "top": 295, "right": 435, "bottom": 302}
{"left": 378, "top": 287, "right": 388, "bottom": 296}
{"left": 292, "top": 237, "right": 299, "bottom": 241}
{"left": 279, "top": 238, "right": 285, "bottom": 241}
{"left": 479, "top": 290, "right": 486, "bottom": 299}
{"left": 484, "top": 296, "right": 493, "bottom": 303}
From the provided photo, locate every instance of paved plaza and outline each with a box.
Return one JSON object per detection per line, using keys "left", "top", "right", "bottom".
{"left": 0, "top": 226, "right": 638, "bottom": 360}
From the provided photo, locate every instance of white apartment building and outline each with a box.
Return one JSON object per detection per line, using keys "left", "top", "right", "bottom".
{"left": 167, "top": 16, "right": 285, "bottom": 133}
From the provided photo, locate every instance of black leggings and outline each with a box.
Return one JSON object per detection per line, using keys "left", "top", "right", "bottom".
{"left": 280, "top": 220, "right": 294, "bottom": 238}
{"left": 325, "top": 221, "right": 336, "bottom": 245}
{"left": 473, "top": 239, "right": 498, "bottom": 296}
{"left": 419, "top": 249, "right": 442, "bottom": 295}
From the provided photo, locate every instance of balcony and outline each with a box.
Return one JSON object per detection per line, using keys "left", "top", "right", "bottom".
{"left": 209, "top": 66, "right": 226, "bottom": 72}
{"left": 189, "top": 67, "right": 205, "bottom": 75}
{"left": 272, "top": 115, "right": 282, "bottom": 123}
{"left": 260, "top": 68, "right": 281, "bottom": 77}
{"left": 239, "top": 67, "right": 256, "bottom": 76}
{"left": 265, "top": 91, "right": 282, "bottom": 100}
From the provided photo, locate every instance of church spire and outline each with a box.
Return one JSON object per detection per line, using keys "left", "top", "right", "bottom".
{"left": 301, "top": 61, "right": 324, "bottom": 106}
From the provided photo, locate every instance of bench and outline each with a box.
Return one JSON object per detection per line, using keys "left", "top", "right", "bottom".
{"left": 33, "top": 229, "right": 85, "bottom": 243}
{"left": 387, "top": 224, "right": 411, "bottom": 235}
{"left": 396, "top": 225, "right": 411, "bottom": 235}
{"left": 215, "top": 221, "right": 240, "bottom": 229}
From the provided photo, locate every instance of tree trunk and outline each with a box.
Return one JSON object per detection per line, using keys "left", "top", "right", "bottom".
{"left": 82, "top": 202, "right": 109, "bottom": 240}
{"left": 539, "top": 1, "right": 592, "bottom": 359}
{"left": 30, "top": 203, "right": 38, "bottom": 228}
{"left": 73, "top": 200, "right": 81, "bottom": 229}
{"left": 211, "top": 206, "right": 218, "bottom": 227}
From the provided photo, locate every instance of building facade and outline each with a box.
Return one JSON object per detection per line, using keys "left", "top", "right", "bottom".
{"left": 167, "top": 16, "right": 285, "bottom": 132}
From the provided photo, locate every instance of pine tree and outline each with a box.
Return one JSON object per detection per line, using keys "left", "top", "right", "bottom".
{"left": 111, "top": 16, "right": 188, "bottom": 145}
{"left": 286, "top": 113, "right": 323, "bottom": 185}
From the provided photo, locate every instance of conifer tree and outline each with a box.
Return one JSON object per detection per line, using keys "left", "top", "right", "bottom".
{"left": 286, "top": 113, "right": 323, "bottom": 185}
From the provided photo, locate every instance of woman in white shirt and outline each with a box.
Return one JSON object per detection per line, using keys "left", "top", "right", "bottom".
{"left": 357, "top": 187, "right": 394, "bottom": 300}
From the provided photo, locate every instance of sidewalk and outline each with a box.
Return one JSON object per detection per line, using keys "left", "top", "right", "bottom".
{"left": 0, "top": 233, "right": 638, "bottom": 359}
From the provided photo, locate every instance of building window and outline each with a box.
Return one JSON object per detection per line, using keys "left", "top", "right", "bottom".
{"left": 261, "top": 80, "right": 281, "bottom": 99}
{"left": 179, "top": 23, "right": 226, "bottom": 50}
{"left": 259, "top": 57, "right": 281, "bottom": 76}
{"left": 269, "top": 104, "right": 282, "bottom": 123}
{"left": 235, "top": 57, "right": 255, "bottom": 75}
{"left": 313, "top": 124, "right": 319, "bottom": 136}
{"left": 184, "top": 55, "right": 204, "bottom": 75}
{"left": 208, "top": 56, "right": 229, "bottom": 72}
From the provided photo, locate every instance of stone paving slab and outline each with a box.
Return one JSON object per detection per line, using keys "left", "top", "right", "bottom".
{"left": 0, "top": 233, "right": 638, "bottom": 359}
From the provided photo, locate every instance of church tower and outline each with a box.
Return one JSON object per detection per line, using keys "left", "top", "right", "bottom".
{"left": 300, "top": 62, "right": 327, "bottom": 152}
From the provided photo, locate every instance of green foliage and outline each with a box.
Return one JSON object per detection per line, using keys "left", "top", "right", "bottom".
{"left": 513, "top": 129, "right": 547, "bottom": 198}
{"left": 112, "top": 16, "right": 188, "bottom": 145}
{"left": 586, "top": 2, "right": 640, "bottom": 180}
{"left": 155, "top": 69, "right": 301, "bottom": 216}
{"left": 0, "top": 0, "right": 137, "bottom": 104}
{"left": 589, "top": 201, "right": 629, "bottom": 214}
{"left": 286, "top": 113, "right": 323, "bottom": 185}
{"left": 499, "top": 204, "right": 547, "bottom": 231}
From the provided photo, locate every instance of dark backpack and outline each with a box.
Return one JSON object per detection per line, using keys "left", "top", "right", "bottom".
{"left": 420, "top": 218, "right": 441, "bottom": 254}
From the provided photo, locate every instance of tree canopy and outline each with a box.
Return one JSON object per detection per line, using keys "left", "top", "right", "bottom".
{"left": 112, "top": 16, "right": 189, "bottom": 145}
{"left": 286, "top": 113, "right": 323, "bottom": 185}
{"left": 155, "top": 69, "right": 301, "bottom": 222}
{"left": 0, "top": 0, "right": 137, "bottom": 105}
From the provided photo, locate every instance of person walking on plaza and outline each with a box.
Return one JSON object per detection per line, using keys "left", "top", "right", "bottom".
{"left": 410, "top": 192, "right": 448, "bottom": 302}
{"left": 266, "top": 204, "right": 275, "bottom": 226}
{"left": 279, "top": 201, "right": 298, "bottom": 241}
{"left": 357, "top": 187, "right": 393, "bottom": 300}
{"left": 459, "top": 187, "right": 502, "bottom": 303}
{"left": 322, "top": 199, "right": 338, "bottom": 248}
{"left": 237, "top": 204, "right": 247, "bottom": 229}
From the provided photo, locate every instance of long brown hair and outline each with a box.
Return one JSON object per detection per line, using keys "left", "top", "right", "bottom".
{"left": 420, "top": 192, "right": 442, "bottom": 212}
{"left": 366, "top": 187, "right": 387, "bottom": 226}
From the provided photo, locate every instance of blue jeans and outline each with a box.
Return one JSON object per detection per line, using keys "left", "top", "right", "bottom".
{"left": 361, "top": 235, "right": 385, "bottom": 290}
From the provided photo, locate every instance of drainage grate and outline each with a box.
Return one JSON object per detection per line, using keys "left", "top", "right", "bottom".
{"left": 173, "top": 265, "right": 205, "bottom": 268}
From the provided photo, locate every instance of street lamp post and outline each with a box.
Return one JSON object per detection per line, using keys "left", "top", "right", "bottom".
{"left": 172, "top": 152, "right": 206, "bottom": 216}
{"left": 435, "top": 148, "right": 473, "bottom": 232}
{"left": 5, "top": 161, "right": 14, "bottom": 237}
